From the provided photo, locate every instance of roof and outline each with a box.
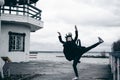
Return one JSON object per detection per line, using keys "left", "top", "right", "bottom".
{"left": 4, "top": 0, "right": 39, "bottom": 6}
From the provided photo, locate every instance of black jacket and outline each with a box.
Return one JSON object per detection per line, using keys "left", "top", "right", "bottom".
{"left": 58, "top": 31, "right": 78, "bottom": 61}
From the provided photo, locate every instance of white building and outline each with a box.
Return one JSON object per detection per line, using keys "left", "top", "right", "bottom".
{"left": 0, "top": 0, "right": 43, "bottom": 78}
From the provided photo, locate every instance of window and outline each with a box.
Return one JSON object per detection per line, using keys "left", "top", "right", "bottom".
{"left": 9, "top": 32, "right": 26, "bottom": 52}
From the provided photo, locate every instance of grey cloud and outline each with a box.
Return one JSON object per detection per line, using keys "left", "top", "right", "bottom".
{"left": 58, "top": 14, "right": 120, "bottom": 27}
{"left": 54, "top": 0, "right": 120, "bottom": 27}
{"left": 31, "top": 0, "right": 120, "bottom": 52}
{"left": 30, "top": 42, "right": 62, "bottom": 51}
{"left": 57, "top": 10, "right": 120, "bottom": 27}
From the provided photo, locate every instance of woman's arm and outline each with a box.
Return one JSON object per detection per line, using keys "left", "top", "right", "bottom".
{"left": 74, "top": 25, "right": 78, "bottom": 41}
{"left": 58, "top": 32, "right": 65, "bottom": 44}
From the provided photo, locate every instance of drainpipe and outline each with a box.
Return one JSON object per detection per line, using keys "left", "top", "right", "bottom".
{"left": 0, "top": 0, "right": 5, "bottom": 78}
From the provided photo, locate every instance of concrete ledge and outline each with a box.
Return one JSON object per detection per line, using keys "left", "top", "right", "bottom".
{"left": 1, "top": 14, "right": 43, "bottom": 32}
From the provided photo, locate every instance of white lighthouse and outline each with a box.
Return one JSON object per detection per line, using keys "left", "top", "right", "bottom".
{"left": 0, "top": 0, "right": 43, "bottom": 62}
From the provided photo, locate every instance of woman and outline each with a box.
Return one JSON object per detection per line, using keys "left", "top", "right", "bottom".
{"left": 58, "top": 25, "right": 104, "bottom": 80}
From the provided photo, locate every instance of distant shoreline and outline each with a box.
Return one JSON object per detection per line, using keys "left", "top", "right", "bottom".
{"left": 30, "top": 51, "right": 109, "bottom": 58}
{"left": 30, "top": 51, "right": 110, "bottom": 53}
{"left": 56, "top": 55, "right": 109, "bottom": 58}
{"left": 30, "top": 51, "right": 63, "bottom": 53}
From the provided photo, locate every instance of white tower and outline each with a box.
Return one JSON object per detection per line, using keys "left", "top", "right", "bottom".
{"left": 0, "top": 0, "right": 43, "bottom": 62}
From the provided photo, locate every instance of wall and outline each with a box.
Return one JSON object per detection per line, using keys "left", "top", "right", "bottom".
{"left": 0, "top": 22, "right": 30, "bottom": 62}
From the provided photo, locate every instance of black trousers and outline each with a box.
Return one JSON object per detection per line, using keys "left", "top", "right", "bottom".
{"left": 73, "top": 42, "right": 101, "bottom": 77}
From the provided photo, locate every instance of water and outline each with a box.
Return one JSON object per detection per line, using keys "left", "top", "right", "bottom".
{"left": 29, "top": 53, "right": 109, "bottom": 64}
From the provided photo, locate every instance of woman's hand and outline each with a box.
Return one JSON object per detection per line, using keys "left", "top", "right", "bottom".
{"left": 57, "top": 32, "right": 61, "bottom": 36}
{"left": 75, "top": 25, "right": 77, "bottom": 31}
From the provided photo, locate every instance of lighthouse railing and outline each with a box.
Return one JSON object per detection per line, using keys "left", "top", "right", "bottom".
{"left": 109, "top": 52, "right": 120, "bottom": 80}
{"left": 0, "top": 4, "right": 42, "bottom": 20}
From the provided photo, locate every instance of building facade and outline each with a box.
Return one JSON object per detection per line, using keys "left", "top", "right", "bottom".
{"left": 0, "top": 0, "right": 43, "bottom": 78}
{"left": 0, "top": 0, "right": 43, "bottom": 62}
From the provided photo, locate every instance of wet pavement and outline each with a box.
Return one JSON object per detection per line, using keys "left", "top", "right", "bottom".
{"left": 7, "top": 58, "right": 112, "bottom": 80}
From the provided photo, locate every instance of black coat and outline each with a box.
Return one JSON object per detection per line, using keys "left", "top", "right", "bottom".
{"left": 58, "top": 31, "right": 101, "bottom": 61}
{"left": 58, "top": 31, "right": 79, "bottom": 61}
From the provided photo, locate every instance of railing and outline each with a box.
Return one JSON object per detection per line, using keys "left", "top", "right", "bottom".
{"left": 29, "top": 52, "right": 38, "bottom": 61}
{"left": 0, "top": 4, "right": 41, "bottom": 20}
{"left": 109, "top": 52, "right": 120, "bottom": 80}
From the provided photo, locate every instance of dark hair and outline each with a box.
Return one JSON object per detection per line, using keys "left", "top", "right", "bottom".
{"left": 65, "top": 33, "right": 72, "bottom": 38}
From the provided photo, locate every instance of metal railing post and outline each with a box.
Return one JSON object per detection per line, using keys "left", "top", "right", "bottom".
{"left": 113, "top": 57, "right": 115, "bottom": 80}
{"left": 23, "top": 5, "right": 25, "bottom": 15}
{"left": 0, "top": 6, "right": 1, "bottom": 16}
{"left": 117, "top": 58, "right": 120, "bottom": 80}
{"left": 2, "top": 6, "right": 4, "bottom": 14}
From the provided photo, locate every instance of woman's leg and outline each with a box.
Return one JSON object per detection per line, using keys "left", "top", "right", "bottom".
{"left": 73, "top": 59, "right": 79, "bottom": 77}
{"left": 74, "top": 37, "right": 104, "bottom": 61}
{"left": 83, "top": 37, "right": 104, "bottom": 53}
{"left": 85, "top": 42, "right": 100, "bottom": 52}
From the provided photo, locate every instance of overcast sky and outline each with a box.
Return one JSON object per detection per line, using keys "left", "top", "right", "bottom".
{"left": 30, "top": 0, "right": 120, "bottom": 51}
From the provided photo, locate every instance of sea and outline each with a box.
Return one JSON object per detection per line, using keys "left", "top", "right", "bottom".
{"left": 29, "top": 52, "right": 109, "bottom": 64}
